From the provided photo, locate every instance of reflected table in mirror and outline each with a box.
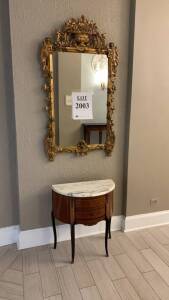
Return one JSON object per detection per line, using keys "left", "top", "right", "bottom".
{"left": 51, "top": 179, "right": 115, "bottom": 263}
{"left": 53, "top": 52, "right": 108, "bottom": 147}
{"left": 83, "top": 123, "right": 107, "bottom": 144}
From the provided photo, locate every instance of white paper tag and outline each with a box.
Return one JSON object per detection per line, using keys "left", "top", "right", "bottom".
{"left": 72, "top": 92, "right": 93, "bottom": 120}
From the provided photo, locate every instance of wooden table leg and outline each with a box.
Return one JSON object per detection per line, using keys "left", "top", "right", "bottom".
{"left": 86, "top": 129, "right": 90, "bottom": 144}
{"left": 51, "top": 211, "right": 57, "bottom": 249}
{"left": 71, "top": 224, "right": 75, "bottom": 263}
{"left": 84, "top": 127, "right": 87, "bottom": 143}
{"left": 108, "top": 218, "right": 111, "bottom": 239}
{"left": 99, "top": 131, "right": 102, "bottom": 144}
{"left": 105, "top": 219, "right": 109, "bottom": 257}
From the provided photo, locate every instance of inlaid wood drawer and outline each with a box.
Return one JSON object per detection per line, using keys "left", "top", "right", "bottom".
{"left": 75, "top": 196, "right": 105, "bottom": 224}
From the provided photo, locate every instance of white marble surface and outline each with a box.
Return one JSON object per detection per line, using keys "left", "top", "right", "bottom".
{"left": 52, "top": 179, "right": 115, "bottom": 198}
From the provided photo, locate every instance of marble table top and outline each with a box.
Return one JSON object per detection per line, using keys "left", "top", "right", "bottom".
{"left": 52, "top": 179, "right": 115, "bottom": 198}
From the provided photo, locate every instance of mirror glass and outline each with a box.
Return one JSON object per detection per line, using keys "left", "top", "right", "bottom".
{"left": 53, "top": 52, "right": 108, "bottom": 147}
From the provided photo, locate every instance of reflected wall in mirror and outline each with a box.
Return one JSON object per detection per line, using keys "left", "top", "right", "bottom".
{"left": 53, "top": 52, "right": 108, "bottom": 147}
{"left": 40, "top": 15, "right": 119, "bottom": 160}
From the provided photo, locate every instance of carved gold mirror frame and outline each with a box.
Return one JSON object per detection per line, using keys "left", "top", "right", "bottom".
{"left": 40, "top": 16, "right": 119, "bottom": 161}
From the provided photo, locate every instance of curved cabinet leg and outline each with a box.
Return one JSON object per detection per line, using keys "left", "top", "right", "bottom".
{"left": 71, "top": 224, "right": 75, "bottom": 264}
{"left": 51, "top": 211, "right": 57, "bottom": 249}
{"left": 105, "top": 219, "right": 109, "bottom": 257}
{"left": 108, "top": 218, "right": 111, "bottom": 239}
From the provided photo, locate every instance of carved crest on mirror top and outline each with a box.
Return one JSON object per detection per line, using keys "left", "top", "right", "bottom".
{"left": 40, "top": 15, "right": 119, "bottom": 161}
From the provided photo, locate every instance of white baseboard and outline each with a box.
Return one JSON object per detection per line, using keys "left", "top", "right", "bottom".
{"left": 123, "top": 210, "right": 169, "bottom": 232}
{"left": 17, "top": 215, "right": 123, "bottom": 249}
{"left": 1, "top": 211, "right": 169, "bottom": 249}
{"left": 0, "top": 226, "right": 19, "bottom": 246}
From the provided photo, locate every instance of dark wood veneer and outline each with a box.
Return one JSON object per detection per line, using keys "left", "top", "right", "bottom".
{"left": 52, "top": 190, "right": 114, "bottom": 263}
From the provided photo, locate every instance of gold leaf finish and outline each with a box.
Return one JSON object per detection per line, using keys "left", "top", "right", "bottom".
{"left": 40, "top": 16, "right": 119, "bottom": 160}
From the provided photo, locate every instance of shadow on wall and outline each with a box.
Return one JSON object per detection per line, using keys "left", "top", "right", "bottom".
{"left": 122, "top": 0, "right": 136, "bottom": 216}
{"left": 0, "top": 0, "right": 19, "bottom": 227}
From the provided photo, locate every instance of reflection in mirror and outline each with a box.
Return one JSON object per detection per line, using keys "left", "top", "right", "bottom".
{"left": 53, "top": 52, "right": 108, "bottom": 147}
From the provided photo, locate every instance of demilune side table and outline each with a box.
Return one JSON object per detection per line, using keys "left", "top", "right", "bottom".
{"left": 51, "top": 179, "right": 115, "bottom": 263}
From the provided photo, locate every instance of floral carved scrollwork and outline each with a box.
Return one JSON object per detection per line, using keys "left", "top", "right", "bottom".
{"left": 54, "top": 15, "right": 106, "bottom": 51}
{"left": 41, "top": 38, "right": 56, "bottom": 161}
{"left": 40, "top": 16, "right": 119, "bottom": 160}
{"left": 105, "top": 43, "right": 119, "bottom": 156}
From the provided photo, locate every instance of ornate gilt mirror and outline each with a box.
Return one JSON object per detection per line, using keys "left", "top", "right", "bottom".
{"left": 41, "top": 16, "right": 119, "bottom": 161}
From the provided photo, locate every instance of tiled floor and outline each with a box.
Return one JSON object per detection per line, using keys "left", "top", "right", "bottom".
{"left": 1, "top": 225, "right": 169, "bottom": 299}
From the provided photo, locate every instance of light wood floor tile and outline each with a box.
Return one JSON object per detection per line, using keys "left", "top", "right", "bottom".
{"left": 77, "top": 237, "right": 103, "bottom": 261}
{"left": 87, "top": 260, "right": 121, "bottom": 300}
{"left": 71, "top": 257, "right": 94, "bottom": 289}
{"left": 108, "top": 236, "right": 124, "bottom": 256}
{"left": 113, "top": 278, "right": 140, "bottom": 300}
{"left": 141, "top": 231, "right": 169, "bottom": 266}
{"left": 160, "top": 225, "right": 169, "bottom": 239}
{"left": 23, "top": 248, "right": 39, "bottom": 274}
{"left": 117, "top": 235, "right": 152, "bottom": 272}
{"left": 80, "top": 286, "right": 101, "bottom": 300}
{"left": 55, "top": 239, "right": 88, "bottom": 264}
{"left": 51, "top": 241, "right": 70, "bottom": 267}
{"left": 35, "top": 245, "right": 50, "bottom": 252}
{"left": 88, "top": 232, "right": 123, "bottom": 256}
{"left": 88, "top": 234, "right": 108, "bottom": 257}
{"left": 0, "top": 245, "right": 9, "bottom": 257}
{"left": 4, "top": 226, "right": 169, "bottom": 300}
{"left": 37, "top": 248, "right": 60, "bottom": 298}
{"left": 24, "top": 273, "right": 43, "bottom": 300}
{"left": 100, "top": 255, "right": 125, "bottom": 280}
{"left": 11, "top": 254, "right": 23, "bottom": 272}
{"left": 164, "top": 244, "right": 169, "bottom": 251}
{"left": 125, "top": 231, "right": 149, "bottom": 250}
{"left": 116, "top": 254, "right": 159, "bottom": 300}
{"left": 0, "top": 280, "right": 23, "bottom": 300}
{"left": 44, "top": 295, "right": 62, "bottom": 300}
{"left": 0, "top": 246, "right": 18, "bottom": 275}
{"left": 148, "top": 227, "right": 169, "bottom": 245}
{"left": 142, "top": 248, "right": 169, "bottom": 286}
{"left": 1, "top": 269, "right": 23, "bottom": 285}
{"left": 57, "top": 265, "right": 82, "bottom": 300}
{"left": 144, "top": 270, "right": 169, "bottom": 300}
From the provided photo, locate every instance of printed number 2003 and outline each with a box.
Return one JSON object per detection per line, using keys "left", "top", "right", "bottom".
{"left": 76, "top": 103, "right": 89, "bottom": 109}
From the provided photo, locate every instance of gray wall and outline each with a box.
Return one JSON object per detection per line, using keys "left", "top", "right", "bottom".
{"left": 2, "top": 0, "right": 169, "bottom": 229}
{"left": 126, "top": 0, "right": 169, "bottom": 215}
{"left": 0, "top": 0, "right": 19, "bottom": 228}
{"left": 8, "top": 0, "right": 130, "bottom": 230}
